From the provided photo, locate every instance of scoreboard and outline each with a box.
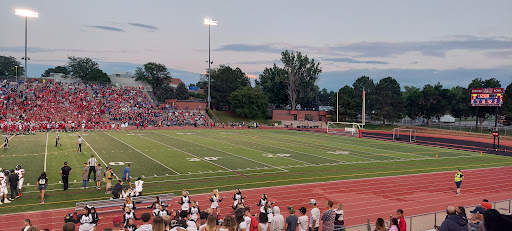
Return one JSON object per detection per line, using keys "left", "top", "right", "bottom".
{"left": 471, "top": 88, "right": 504, "bottom": 107}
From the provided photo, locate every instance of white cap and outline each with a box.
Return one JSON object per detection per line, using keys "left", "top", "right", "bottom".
{"left": 309, "top": 199, "right": 316, "bottom": 204}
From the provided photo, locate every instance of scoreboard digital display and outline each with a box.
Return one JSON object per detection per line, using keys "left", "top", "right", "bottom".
{"left": 471, "top": 88, "right": 504, "bottom": 107}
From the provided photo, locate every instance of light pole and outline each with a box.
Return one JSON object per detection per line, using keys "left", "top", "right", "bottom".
{"left": 15, "top": 9, "right": 38, "bottom": 82}
{"left": 204, "top": 18, "right": 217, "bottom": 109}
{"left": 15, "top": 66, "right": 18, "bottom": 82}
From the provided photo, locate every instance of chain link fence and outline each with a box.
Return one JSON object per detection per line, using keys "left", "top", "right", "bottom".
{"left": 340, "top": 199, "right": 511, "bottom": 231}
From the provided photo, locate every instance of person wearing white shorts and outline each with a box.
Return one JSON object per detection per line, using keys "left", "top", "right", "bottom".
{"left": 15, "top": 165, "right": 24, "bottom": 197}
{"left": 0, "top": 168, "right": 11, "bottom": 204}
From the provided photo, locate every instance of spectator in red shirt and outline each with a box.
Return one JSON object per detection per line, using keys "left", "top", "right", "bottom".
{"left": 397, "top": 209, "right": 406, "bottom": 231}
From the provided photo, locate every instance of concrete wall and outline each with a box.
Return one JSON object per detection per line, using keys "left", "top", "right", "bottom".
{"left": 272, "top": 109, "right": 330, "bottom": 122}
{"left": 164, "top": 99, "right": 207, "bottom": 111}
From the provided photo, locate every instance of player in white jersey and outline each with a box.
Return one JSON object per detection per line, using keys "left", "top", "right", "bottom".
{"left": 15, "top": 165, "right": 24, "bottom": 197}
{"left": 0, "top": 168, "right": 11, "bottom": 204}
{"left": 56, "top": 132, "right": 61, "bottom": 147}
{"left": 134, "top": 177, "right": 144, "bottom": 196}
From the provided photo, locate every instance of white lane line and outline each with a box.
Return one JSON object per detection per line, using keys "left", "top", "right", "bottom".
{"left": 77, "top": 132, "right": 119, "bottom": 180}
{"left": 103, "top": 132, "right": 181, "bottom": 175}
{"left": 44, "top": 133, "right": 48, "bottom": 171}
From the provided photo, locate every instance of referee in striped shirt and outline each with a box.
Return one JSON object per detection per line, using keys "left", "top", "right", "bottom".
{"left": 87, "top": 155, "right": 98, "bottom": 181}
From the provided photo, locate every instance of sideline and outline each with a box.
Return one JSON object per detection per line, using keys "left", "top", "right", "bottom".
{"left": 2, "top": 162, "right": 510, "bottom": 209}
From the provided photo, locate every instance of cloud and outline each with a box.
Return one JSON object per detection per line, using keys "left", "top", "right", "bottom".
{"left": 88, "top": 26, "right": 125, "bottom": 32}
{"left": 230, "top": 59, "right": 281, "bottom": 65}
{"left": 317, "top": 66, "right": 512, "bottom": 91}
{"left": 216, "top": 36, "right": 512, "bottom": 58}
{"left": 215, "top": 44, "right": 284, "bottom": 53}
{"left": 0, "top": 46, "right": 85, "bottom": 53}
{"left": 322, "top": 57, "right": 388, "bottom": 64}
{"left": 128, "top": 23, "right": 158, "bottom": 30}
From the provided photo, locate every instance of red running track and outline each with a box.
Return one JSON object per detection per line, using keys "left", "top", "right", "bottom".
{"left": 1, "top": 166, "right": 511, "bottom": 231}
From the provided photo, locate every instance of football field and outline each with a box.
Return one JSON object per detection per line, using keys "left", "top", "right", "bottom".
{"left": 1, "top": 128, "right": 511, "bottom": 213}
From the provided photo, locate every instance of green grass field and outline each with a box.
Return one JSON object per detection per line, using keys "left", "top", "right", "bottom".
{"left": 1, "top": 128, "right": 511, "bottom": 214}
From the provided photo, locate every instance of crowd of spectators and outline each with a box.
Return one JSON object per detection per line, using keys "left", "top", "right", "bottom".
{"left": 0, "top": 80, "right": 213, "bottom": 131}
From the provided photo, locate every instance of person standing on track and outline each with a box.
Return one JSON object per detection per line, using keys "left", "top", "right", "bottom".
{"left": 454, "top": 169, "right": 464, "bottom": 195}
{"left": 77, "top": 135, "right": 83, "bottom": 153}
{"left": 87, "top": 155, "right": 97, "bottom": 182}
{"left": 60, "top": 162, "right": 72, "bottom": 191}
{"left": 55, "top": 131, "right": 61, "bottom": 147}
{"left": 15, "top": 165, "right": 24, "bottom": 197}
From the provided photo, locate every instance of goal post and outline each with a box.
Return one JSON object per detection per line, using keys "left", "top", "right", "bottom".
{"left": 327, "top": 122, "right": 364, "bottom": 137}
{"left": 392, "top": 128, "right": 416, "bottom": 142}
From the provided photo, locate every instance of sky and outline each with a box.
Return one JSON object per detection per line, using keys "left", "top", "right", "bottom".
{"left": 1, "top": 0, "right": 511, "bottom": 90}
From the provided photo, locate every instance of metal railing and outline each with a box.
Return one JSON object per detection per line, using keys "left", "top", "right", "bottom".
{"left": 342, "top": 199, "right": 511, "bottom": 231}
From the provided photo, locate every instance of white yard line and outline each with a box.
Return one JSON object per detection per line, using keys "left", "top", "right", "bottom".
{"left": 139, "top": 135, "right": 245, "bottom": 174}
{"left": 195, "top": 131, "right": 313, "bottom": 165}
{"left": 103, "top": 132, "right": 181, "bottom": 175}
{"left": 154, "top": 131, "right": 288, "bottom": 172}
{"left": 44, "top": 133, "right": 48, "bottom": 171}
{"left": 77, "top": 132, "right": 119, "bottom": 180}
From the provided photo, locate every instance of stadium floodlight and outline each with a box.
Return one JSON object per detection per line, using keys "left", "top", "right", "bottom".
{"left": 204, "top": 18, "right": 217, "bottom": 109}
{"left": 15, "top": 9, "right": 39, "bottom": 81}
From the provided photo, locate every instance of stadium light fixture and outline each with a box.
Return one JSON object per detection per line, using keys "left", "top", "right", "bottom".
{"left": 204, "top": 18, "right": 217, "bottom": 109}
{"left": 15, "top": 9, "right": 39, "bottom": 81}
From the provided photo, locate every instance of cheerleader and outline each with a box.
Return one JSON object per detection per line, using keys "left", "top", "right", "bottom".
{"left": 256, "top": 194, "right": 270, "bottom": 213}
{"left": 147, "top": 196, "right": 164, "bottom": 215}
{"left": 154, "top": 205, "right": 170, "bottom": 217}
{"left": 207, "top": 189, "right": 224, "bottom": 212}
{"left": 177, "top": 190, "right": 191, "bottom": 211}
{"left": 121, "top": 195, "right": 136, "bottom": 211}
{"left": 122, "top": 206, "right": 139, "bottom": 226}
{"left": 235, "top": 199, "right": 245, "bottom": 209}
{"left": 264, "top": 202, "right": 274, "bottom": 223}
{"left": 124, "top": 218, "right": 137, "bottom": 231}
{"left": 90, "top": 206, "right": 100, "bottom": 227}
{"left": 70, "top": 206, "right": 95, "bottom": 231}
{"left": 232, "top": 188, "right": 246, "bottom": 210}
{"left": 189, "top": 201, "right": 201, "bottom": 222}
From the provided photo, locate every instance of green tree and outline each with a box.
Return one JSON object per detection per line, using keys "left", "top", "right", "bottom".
{"left": 318, "top": 88, "right": 336, "bottom": 106}
{"left": 502, "top": 82, "right": 512, "bottom": 125}
{"left": 280, "top": 50, "right": 322, "bottom": 109}
{"left": 333, "top": 85, "right": 358, "bottom": 122}
{"left": 175, "top": 82, "right": 189, "bottom": 100}
{"left": 134, "top": 62, "right": 171, "bottom": 90}
{"left": 373, "top": 77, "right": 404, "bottom": 124}
{"left": 449, "top": 86, "right": 472, "bottom": 125}
{"left": 85, "top": 68, "right": 111, "bottom": 83}
{"left": 352, "top": 76, "right": 376, "bottom": 119}
{"left": 229, "top": 86, "right": 269, "bottom": 118}
{"left": 468, "top": 78, "right": 501, "bottom": 126}
{"left": 41, "top": 66, "right": 70, "bottom": 77}
{"left": 155, "top": 84, "right": 175, "bottom": 102}
{"left": 0, "top": 56, "right": 24, "bottom": 76}
{"left": 200, "top": 65, "right": 250, "bottom": 108}
{"left": 67, "top": 56, "right": 99, "bottom": 80}
{"left": 255, "top": 64, "right": 288, "bottom": 107}
{"left": 403, "top": 86, "right": 423, "bottom": 120}
{"left": 420, "top": 83, "right": 450, "bottom": 124}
